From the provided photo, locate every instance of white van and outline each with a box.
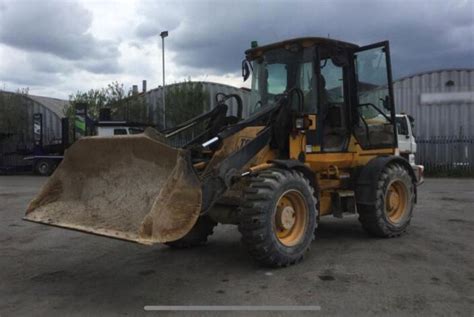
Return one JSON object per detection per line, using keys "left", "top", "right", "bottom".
{"left": 96, "top": 121, "right": 145, "bottom": 136}
{"left": 396, "top": 114, "right": 424, "bottom": 184}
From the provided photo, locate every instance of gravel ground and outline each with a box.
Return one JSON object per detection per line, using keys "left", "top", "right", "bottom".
{"left": 0, "top": 176, "right": 473, "bottom": 316}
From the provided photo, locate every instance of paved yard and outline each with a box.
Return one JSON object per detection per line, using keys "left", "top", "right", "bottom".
{"left": 0, "top": 176, "right": 473, "bottom": 316}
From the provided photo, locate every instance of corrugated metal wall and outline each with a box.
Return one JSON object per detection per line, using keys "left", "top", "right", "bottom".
{"left": 5, "top": 72, "right": 471, "bottom": 174}
{"left": 393, "top": 69, "right": 474, "bottom": 174}
{"left": 29, "top": 99, "right": 63, "bottom": 146}
{"left": 0, "top": 92, "right": 63, "bottom": 169}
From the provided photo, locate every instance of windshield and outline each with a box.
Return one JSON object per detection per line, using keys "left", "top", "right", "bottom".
{"left": 248, "top": 46, "right": 316, "bottom": 115}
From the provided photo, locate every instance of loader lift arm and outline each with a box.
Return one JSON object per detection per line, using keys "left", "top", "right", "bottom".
{"left": 200, "top": 126, "right": 273, "bottom": 212}
{"left": 160, "top": 93, "right": 244, "bottom": 146}
{"left": 197, "top": 88, "right": 304, "bottom": 212}
{"left": 196, "top": 99, "right": 284, "bottom": 211}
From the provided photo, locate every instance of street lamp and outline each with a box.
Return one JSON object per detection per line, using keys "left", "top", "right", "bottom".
{"left": 160, "top": 30, "right": 168, "bottom": 129}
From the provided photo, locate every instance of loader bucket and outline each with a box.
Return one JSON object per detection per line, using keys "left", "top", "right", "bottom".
{"left": 24, "top": 129, "right": 202, "bottom": 244}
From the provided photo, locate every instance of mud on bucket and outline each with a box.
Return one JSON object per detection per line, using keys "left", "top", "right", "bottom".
{"left": 24, "top": 130, "right": 203, "bottom": 244}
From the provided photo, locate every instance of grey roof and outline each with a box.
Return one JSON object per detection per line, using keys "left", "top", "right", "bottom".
{"left": 394, "top": 68, "right": 474, "bottom": 82}
{"left": 27, "top": 94, "right": 69, "bottom": 118}
{"left": 245, "top": 37, "right": 359, "bottom": 55}
{"left": 145, "top": 80, "right": 247, "bottom": 94}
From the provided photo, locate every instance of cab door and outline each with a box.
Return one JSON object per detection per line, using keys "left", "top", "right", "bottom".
{"left": 318, "top": 57, "right": 350, "bottom": 152}
{"left": 300, "top": 47, "right": 354, "bottom": 170}
{"left": 352, "top": 41, "right": 396, "bottom": 150}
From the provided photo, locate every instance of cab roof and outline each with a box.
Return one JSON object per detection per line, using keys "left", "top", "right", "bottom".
{"left": 245, "top": 37, "right": 359, "bottom": 58}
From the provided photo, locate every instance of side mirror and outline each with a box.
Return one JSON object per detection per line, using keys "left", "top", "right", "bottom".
{"left": 242, "top": 60, "right": 252, "bottom": 82}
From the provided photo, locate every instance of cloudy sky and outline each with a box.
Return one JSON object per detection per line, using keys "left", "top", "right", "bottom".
{"left": 0, "top": 0, "right": 473, "bottom": 99}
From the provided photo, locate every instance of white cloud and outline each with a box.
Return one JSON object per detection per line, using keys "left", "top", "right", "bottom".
{"left": 0, "top": 0, "right": 472, "bottom": 99}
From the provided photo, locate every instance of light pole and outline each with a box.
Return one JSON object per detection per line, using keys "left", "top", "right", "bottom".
{"left": 160, "top": 30, "right": 168, "bottom": 129}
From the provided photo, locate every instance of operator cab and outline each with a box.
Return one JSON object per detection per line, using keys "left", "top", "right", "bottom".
{"left": 244, "top": 37, "right": 396, "bottom": 156}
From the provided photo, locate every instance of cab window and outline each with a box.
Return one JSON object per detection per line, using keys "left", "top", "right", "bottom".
{"left": 128, "top": 128, "right": 144, "bottom": 134}
{"left": 354, "top": 45, "right": 395, "bottom": 148}
{"left": 396, "top": 117, "right": 409, "bottom": 136}
{"left": 266, "top": 64, "right": 287, "bottom": 95}
{"left": 114, "top": 128, "right": 127, "bottom": 135}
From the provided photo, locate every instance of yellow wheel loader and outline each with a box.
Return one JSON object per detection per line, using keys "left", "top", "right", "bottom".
{"left": 25, "top": 37, "right": 419, "bottom": 267}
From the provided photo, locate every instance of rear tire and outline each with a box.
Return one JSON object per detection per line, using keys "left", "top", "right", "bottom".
{"left": 357, "top": 163, "right": 415, "bottom": 237}
{"left": 239, "top": 169, "right": 317, "bottom": 267}
{"left": 164, "top": 215, "right": 217, "bottom": 248}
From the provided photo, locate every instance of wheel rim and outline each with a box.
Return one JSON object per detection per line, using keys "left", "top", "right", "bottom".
{"left": 385, "top": 180, "right": 408, "bottom": 224}
{"left": 38, "top": 163, "right": 49, "bottom": 174}
{"left": 274, "top": 190, "right": 308, "bottom": 246}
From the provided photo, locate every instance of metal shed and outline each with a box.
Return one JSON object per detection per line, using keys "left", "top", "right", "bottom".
{"left": 0, "top": 91, "right": 68, "bottom": 170}
{"left": 393, "top": 69, "right": 474, "bottom": 173}
{"left": 27, "top": 94, "right": 67, "bottom": 145}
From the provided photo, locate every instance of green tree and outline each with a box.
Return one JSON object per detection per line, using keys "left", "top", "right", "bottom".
{"left": 65, "top": 82, "right": 149, "bottom": 136}
{"left": 164, "top": 81, "right": 210, "bottom": 127}
{"left": 64, "top": 81, "right": 210, "bottom": 136}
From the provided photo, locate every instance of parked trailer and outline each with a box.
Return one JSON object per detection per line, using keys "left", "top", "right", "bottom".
{"left": 24, "top": 121, "right": 148, "bottom": 176}
{"left": 24, "top": 155, "right": 64, "bottom": 176}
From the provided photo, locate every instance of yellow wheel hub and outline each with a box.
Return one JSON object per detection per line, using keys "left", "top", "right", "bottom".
{"left": 276, "top": 206, "right": 296, "bottom": 230}
{"left": 274, "top": 190, "right": 308, "bottom": 246}
{"left": 385, "top": 180, "right": 408, "bottom": 223}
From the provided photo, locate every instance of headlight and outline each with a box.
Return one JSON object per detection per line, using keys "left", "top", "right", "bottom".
{"left": 409, "top": 154, "right": 415, "bottom": 165}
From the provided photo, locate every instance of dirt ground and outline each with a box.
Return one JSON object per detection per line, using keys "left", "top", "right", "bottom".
{"left": 0, "top": 176, "right": 473, "bottom": 316}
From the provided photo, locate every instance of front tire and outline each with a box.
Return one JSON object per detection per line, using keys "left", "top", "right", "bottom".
{"left": 357, "top": 163, "right": 415, "bottom": 237}
{"left": 239, "top": 169, "right": 317, "bottom": 267}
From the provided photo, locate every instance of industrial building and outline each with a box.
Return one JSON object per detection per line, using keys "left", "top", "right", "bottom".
{"left": 0, "top": 91, "right": 68, "bottom": 171}
{"left": 393, "top": 68, "right": 474, "bottom": 174}
{"left": 0, "top": 82, "right": 250, "bottom": 172}
{"left": 2, "top": 72, "right": 473, "bottom": 175}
